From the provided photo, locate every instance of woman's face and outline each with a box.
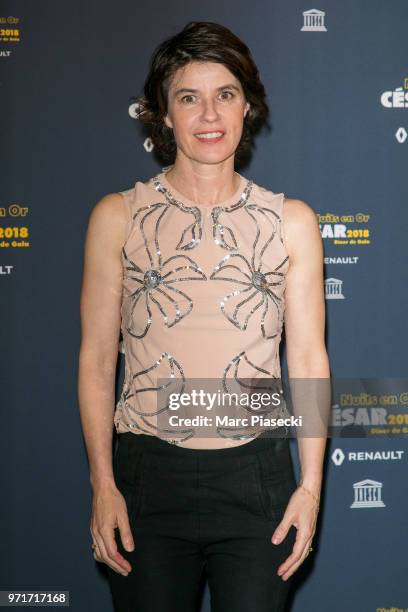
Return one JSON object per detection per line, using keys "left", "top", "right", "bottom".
{"left": 164, "top": 61, "right": 249, "bottom": 166}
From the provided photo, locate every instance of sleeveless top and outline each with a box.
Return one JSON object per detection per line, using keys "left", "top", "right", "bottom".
{"left": 113, "top": 170, "right": 291, "bottom": 449}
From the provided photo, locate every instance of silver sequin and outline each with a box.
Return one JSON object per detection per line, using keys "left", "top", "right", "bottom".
{"left": 119, "top": 351, "right": 197, "bottom": 442}
{"left": 121, "top": 199, "right": 207, "bottom": 338}
{"left": 210, "top": 203, "right": 289, "bottom": 339}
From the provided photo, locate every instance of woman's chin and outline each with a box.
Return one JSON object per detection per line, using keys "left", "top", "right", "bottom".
{"left": 187, "top": 146, "right": 236, "bottom": 165}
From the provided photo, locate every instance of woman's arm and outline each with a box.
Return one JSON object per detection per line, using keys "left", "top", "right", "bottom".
{"left": 271, "top": 197, "right": 330, "bottom": 582}
{"left": 78, "top": 193, "right": 134, "bottom": 576}
{"left": 78, "top": 192, "right": 126, "bottom": 492}
{"left": 282, "top": 197, "right": 330, "bottom": 497}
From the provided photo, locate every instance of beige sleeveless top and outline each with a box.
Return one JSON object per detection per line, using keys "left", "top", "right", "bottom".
{"left": 113, "top": 170, "right": 290, "bottom": 449}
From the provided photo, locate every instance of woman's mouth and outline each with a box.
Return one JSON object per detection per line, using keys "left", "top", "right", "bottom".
{"left": 194, "top": 131, "right": 225, "bottom": 144}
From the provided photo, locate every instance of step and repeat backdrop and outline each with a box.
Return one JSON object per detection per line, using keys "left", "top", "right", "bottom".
{"left": 1, "top": 1, "right": 407, "bottom": 611}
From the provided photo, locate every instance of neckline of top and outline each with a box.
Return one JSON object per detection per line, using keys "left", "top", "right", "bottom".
{"left": 150, "top": 171, "right": 253, "bottom": 212}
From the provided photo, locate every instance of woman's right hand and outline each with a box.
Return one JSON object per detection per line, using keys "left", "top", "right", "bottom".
{"left": 90, "top": 483, "right": 135, "bottom": 576}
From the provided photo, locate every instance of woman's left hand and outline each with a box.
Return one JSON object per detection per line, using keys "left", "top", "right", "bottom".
{"left": 271, "top": 485, "right": 320, "bottom": 581}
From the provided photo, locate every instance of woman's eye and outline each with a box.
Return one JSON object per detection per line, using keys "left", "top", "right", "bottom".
{"left": 179, "top": 91, "right": 235, "bottom": 105}
{"left": 181, "top": 95, "right": 196, "bottom": 104}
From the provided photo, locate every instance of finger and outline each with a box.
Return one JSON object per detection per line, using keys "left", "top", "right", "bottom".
{"left": 95, "top": 530, "right": 130, "bottom": 576}
{"left": 117, "top": 513, "right": 135, "bottom": 553}
{"left": 100, "top": 526, "right": 132, "bottom": 574}
{"left": 271, "top": 517, "right": 291, "bottom": 545}
{"left": 90, "top": 527, "right": 103, "bottom": 562}
{"left": 277, "top": 530, "right": 310, "bottom": 577}
{"left": 280, "top": 543, "right": 312, "bottom": 581}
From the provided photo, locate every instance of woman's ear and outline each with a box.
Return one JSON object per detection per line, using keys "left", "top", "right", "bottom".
{"left": 244, "top": 102, "right": 250, "bottom": 117}
{"left": 164, "top": 113, "right": 173, "bottom": 129}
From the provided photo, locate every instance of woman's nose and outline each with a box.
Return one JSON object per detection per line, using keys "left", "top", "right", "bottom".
{"left": 201, "top": 100, "right": 219, "bottom": 121}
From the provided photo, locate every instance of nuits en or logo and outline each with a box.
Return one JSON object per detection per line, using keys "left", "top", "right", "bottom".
{"left": 325, "top": 277, "right": 344, "bottom": 300}
{"left": 0, "top": 16, "right": 19, "bottom": 23}
{"left": 0, "top": 202, "right": 30, "bottom": 249}
{"left": 300, "top": 9, "right": 327, "bottom": 32}
{"left": 0, "top": 15, "right": 20, "bottom": 42}
{"left": 318, "top": 212, "right": 371, "bottom": 247}
{"left": 380, "top": 78, "right": 408, "bottom": 108}
{"left": 350, "top": 479, "right": 386, "bottom": 508}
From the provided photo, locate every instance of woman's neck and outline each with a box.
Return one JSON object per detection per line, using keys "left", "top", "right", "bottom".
{"left": 164, "top": 159, "right": 240, "bottom": 207}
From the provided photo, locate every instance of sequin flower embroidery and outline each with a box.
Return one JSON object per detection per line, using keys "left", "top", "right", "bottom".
{"left": 210, "top": 202, "right": 289, "bottom": 339}
{"left": 122, "top": 248, "right": 207, "bottom": 338}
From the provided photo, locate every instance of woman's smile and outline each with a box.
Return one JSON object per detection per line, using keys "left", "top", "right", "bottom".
{"left": 194, "top": 130, "right": 225, "bottom": 143}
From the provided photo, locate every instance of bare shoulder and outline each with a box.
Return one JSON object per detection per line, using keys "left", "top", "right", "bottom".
{"left": 282, "top": 197, "right": 318, "bottom": 229}
{"left": 282, "top": 197, "right": 322, "bottom": 261}
{"left": 85, "top": 192, "right": 128, "bottom": 251}
{"left": 88, "top": 192, "right": 127, "bottom": 228}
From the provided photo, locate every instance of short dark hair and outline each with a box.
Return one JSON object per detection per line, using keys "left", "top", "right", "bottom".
{"left": 134, "top": 21, "right": 270, "bottom": 167}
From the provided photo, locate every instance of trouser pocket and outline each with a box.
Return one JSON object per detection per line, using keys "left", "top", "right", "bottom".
{"left": 252, "top": 449, "right": 297, "bottom": 523}
{"left": 113, "top": 437, "right": 147, "bottom": 523}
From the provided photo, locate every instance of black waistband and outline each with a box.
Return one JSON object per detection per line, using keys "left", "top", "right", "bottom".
{"left": 116, "top": 429, "right": 289, "bottom": 460}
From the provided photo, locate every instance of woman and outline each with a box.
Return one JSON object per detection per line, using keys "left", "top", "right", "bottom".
{"left": 78, "top": 21, "right": 330, "bottom": 612}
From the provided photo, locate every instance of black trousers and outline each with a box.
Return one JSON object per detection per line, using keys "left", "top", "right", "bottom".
{"left": 107, "top": 431, "right": 298, "bottom": 612}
